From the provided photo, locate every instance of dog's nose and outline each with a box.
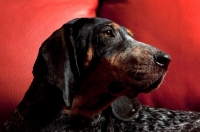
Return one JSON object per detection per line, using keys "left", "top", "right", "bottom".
{"left": 154, "top": 52, "right": 171, "bottom": 67}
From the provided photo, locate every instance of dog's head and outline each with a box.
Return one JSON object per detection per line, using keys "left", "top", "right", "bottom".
{"left": 33, "top": 17, "right": 171, "bottom": 120}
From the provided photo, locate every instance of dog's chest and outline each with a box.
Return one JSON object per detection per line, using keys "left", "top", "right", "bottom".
{"left": 44, "top": 106, "right": 200, "bottom": 132}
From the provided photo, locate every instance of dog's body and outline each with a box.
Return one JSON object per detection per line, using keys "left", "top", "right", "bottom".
{"left": 3, "top": 18, "right": 200, "bottom": 132}
{"left": 40, "top": 106, "right": 200, "bottom": 132}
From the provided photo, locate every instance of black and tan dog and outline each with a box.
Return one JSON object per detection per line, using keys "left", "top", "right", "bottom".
{"left": 3, "top": 18, "right": 200, "bottom": 132}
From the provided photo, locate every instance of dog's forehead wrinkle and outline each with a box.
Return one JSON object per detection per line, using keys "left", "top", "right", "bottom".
{"left": 94, "top": 21, "right": 113, "bottom": 30}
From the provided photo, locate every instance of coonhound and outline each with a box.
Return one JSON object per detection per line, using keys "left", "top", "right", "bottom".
{"left": 3, "top": 18, "right": 200, "bottom": 132}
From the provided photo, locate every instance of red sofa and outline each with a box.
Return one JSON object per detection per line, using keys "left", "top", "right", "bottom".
{"left": 1, "top": 0, "right": 200, "bottom": 128}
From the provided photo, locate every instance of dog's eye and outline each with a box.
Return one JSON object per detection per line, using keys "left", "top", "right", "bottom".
{"left": 103, "top": 30, "right": 114, "bottom": 37}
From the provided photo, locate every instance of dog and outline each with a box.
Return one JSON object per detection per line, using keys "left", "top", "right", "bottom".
{"left": 3, "top": 17, "right": 200, "bottom": 132}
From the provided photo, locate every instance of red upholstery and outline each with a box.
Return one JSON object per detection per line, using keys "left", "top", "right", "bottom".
{"left": 99, "top": 0, "right": 200, "bottom": 111}
{"left": 0, "top": 0, "right": 98, "bottom": 127}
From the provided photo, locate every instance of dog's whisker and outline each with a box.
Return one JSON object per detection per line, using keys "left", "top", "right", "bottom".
{"left": 118, "top": 68, "right": 132, "bottom": 79}
{"left": 161, "top": 78, "right": 167, "bottom": 85}
{"left": 132, "top": 69, "right": 139, "bottom": 80}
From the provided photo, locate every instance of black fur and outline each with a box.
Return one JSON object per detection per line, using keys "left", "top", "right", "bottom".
{"left": 3, "top": 18, "right": 199, "bottom": 132}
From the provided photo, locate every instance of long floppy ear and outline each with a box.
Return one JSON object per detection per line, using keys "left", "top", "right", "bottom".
{"left": 111, "top": 96, "right": 142, "bottom": 121}
{"left": 33, "top": 20, "right": 80, "bottom": 108}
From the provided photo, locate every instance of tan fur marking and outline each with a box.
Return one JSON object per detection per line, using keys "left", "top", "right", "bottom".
{"left": 108, "top": 53, "right": 121, "bottom": 68}
{"left": 84, "top": 46, "right": 93, "bottom": 68}
{"left": 126, "top": 29, "right": 134, "bottom": 37}
{"left": 112, "top": 22, "right": 120, "bottom": 30}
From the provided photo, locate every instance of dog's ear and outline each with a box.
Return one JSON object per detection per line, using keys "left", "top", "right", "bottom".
{"left": 33, "top": 19, "right": 80, "bottom": 109}
{"left": 111, "top": 96, "right": 142, "bottom": 121}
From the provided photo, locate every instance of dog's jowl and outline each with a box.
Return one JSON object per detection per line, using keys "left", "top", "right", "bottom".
{"left": 4, "top": 18, "right": 199, "bottom": 132}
